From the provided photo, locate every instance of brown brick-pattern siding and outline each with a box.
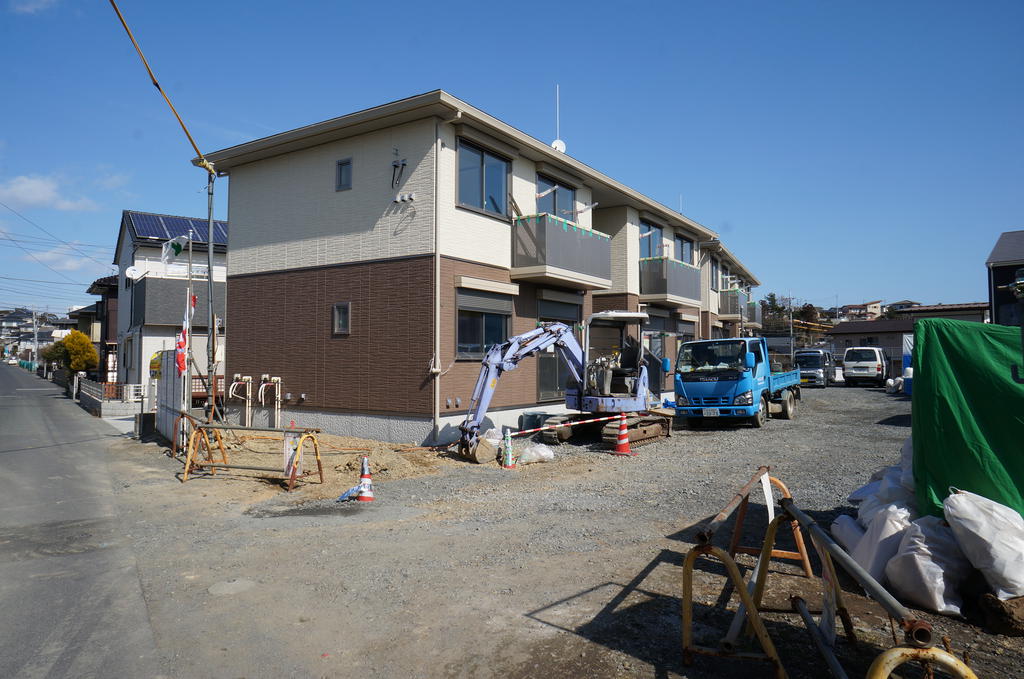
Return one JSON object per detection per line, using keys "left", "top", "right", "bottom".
{"left": 591, "top": 293, "right": 639, "bottom": 313}
{"left": 226, "top": 256, "right": 434, "bottom": 416}
{"left": 439, "top": 257, "right": 593, "bottom": 414}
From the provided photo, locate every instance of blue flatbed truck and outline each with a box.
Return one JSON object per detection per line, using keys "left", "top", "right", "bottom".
{"left": 668, "top": 337, "right": 802, "bottom": 427}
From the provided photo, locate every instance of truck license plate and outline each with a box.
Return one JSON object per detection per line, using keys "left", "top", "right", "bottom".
{"left": 702, "top": 408, "right": 720, "bottom": 417}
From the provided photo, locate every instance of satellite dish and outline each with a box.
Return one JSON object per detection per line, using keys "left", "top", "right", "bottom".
{"left": 125, "top": 266, "right": 141, "bottom": 279}
{"left": 551, "top": 139, "right": 566, "bottom": 153}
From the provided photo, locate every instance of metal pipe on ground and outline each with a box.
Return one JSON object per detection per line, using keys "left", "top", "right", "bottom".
{"left": 696, "top": 465, "right": 771, "bottom": 545}
{"left": 791, "top": 596, "right": 849, "bottom": 679}
{"left": 780, "top": 497, "right": 933, "bottom": 648}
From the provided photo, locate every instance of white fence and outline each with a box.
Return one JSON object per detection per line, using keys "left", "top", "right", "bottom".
{"left": 79, "top": 378, "right": 144, "bottom": 402}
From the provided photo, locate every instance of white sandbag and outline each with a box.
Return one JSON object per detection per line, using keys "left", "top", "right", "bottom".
{"left": 944, "top": 490, "right": 1024, "bottom": 600}
{"left": 899, "top": 436, "right": 915, "bottom": 491}
{"left": 885, "top": 378, "right": 897, "bottom": 393}
{"left": 884, "top": 516, "right": 972, "bottom": 615}
{"left": 831, "top": 514, "right": 865, "bottom": 552}
{"left": 893, "top": 377, "right": 904, "bottom": 393}
{"left": 848, "top": 480, "right": 881, "bottom": 504}
{"left": 857, "top": 468, "right": 918, "bottom": 528}
{"left": 851, "top": 504, "right": 913, "bottom": 585}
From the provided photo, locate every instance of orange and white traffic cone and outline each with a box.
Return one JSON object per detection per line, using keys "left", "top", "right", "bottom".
{"left": 356, "top": 455, "right": 375, "bottom": 502}
{"left": 612, "top": 412, "right": 635, "bottom": 456}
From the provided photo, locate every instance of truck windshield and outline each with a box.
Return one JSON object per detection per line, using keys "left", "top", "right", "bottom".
{"left": 795, "top": 354, "right": 822, "bottom": 369}
{"left": 677, "top": 340, "right": 746, "bottom": 373}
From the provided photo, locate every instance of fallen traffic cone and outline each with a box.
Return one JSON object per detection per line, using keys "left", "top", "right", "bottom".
{"left": 612, "top": 412, "right": 635, "bottom": 456}
{"left": 356, "top": 456, "right": 375, "bottom": 501}
{"left": 336, "top": 456, "right": 375, "bottom": 502}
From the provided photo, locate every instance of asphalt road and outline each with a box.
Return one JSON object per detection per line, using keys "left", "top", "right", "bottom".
{"left": 0, "top": 365, "right": 164, "bottom": 678}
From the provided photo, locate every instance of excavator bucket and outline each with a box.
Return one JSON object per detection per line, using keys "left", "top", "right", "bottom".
{"left": 468, "top": 436, "right": 498, "bottom": 464}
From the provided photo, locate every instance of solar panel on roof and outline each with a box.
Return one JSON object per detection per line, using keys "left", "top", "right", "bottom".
{"left": 130, "top": 212, "right": 169, "bottom": 239}
{"left": 214, "top": 222, "right": 229, "bottom": 244}
{"left": 161, "top": 216, "right": 197, "bottom": 241}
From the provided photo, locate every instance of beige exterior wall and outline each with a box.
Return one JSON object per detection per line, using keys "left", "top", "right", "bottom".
{"left": 226, "top": 117, "right": 437, "bottom": 276}
{"left": 436, "top": 122, "right": 595, "bottom": 269}
{"left": 700, "top": 249, "right": 721, "bottom": 317}
{"left": 593, "top": 206, "right": 639, "bottom": 295}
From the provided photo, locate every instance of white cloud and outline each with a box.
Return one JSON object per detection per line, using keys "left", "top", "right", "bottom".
{"left": 9, "top": 0, "right": 58, "bottom": 14}
{"left": 0, "top": 175, "right": 98, "bottom": 211}
{"left": 95, "top": 172, "right": 131, "bottom": 190}
{"left": 24, "top": 242, "right": 107, "bottom": 273}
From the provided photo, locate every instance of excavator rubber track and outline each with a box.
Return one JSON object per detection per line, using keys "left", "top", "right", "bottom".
{"left": 600, "top": 413, "right": 672, "bottom": 448}
{"left": 538, "top": 413, "right": 672, "bottom": 448}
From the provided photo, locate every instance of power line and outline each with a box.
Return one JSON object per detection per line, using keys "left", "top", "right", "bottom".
{"left": 0, "top": 275, "right": 91, "bottom": 286}
{"left": 0, "top": 230, "right": 80, "bottom": 283}
{"left": 0, "top": 200, "right": 113, "bottom": 268}
{"left": 0, "top": 232, "right": 112, "bottom": 250}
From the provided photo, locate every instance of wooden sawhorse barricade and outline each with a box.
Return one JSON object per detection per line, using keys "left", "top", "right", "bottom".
{"left": 680, "top": 466, "right": 978, "bottom": 679}
{"left": 180, "top": 422, "right": 324, "bottom": 492}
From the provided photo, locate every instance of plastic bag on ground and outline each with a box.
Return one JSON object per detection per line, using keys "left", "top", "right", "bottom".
{"left": 885, "top": 378, "right": 897, "bottom": 394}
{"left": 884, "top": 516, "right": 972, "bottom": 615}
{"left": 851, "top": 504, "right": 913, "bottom": 585}
{"left": 481, "top": 428, "right": 501, "bottom": 445}
{"left": 517, "top": 442, "right": 554, "bottom": 465}
{"left": 899, "top": 436, "right": 914, "bottom": 491}
{"left": 831, "top": 514, "right": 865, "bottom": 552}
{"left": 944, "top": 490, "right": 1024, "bottom": 600}
{"left": 848, "top": 480, "right": 881, "bottom": 504}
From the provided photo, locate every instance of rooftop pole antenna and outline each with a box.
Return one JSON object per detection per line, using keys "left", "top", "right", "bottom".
{"left": 551, "top": 84, "right": 566, "bottom": 153}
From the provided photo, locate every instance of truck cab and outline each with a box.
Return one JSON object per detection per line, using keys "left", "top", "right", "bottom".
{"left": 671, "top": 337, "right": 801, "bottom": 427}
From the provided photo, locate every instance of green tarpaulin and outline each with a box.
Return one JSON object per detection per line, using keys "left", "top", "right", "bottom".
{"left": 913, "top": 318, "right": 1024, "bottom": 517}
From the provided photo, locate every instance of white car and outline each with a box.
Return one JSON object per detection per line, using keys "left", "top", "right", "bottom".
{"left": 843, "top": 347, "right": 890, "bottom": 387}
{"left": 6, "top": 358, "right": 17, "bottom": 365}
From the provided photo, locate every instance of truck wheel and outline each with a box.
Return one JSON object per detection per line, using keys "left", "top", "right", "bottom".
{"left": 780, "top": 390, "right": 796, "bottom": 420}
{"left": 750, "top": 397, "right": 768, "bottom": 428}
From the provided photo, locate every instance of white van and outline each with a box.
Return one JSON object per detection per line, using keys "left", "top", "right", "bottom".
{"left": 843, "top": 347, "right": 890, "bottom": 387}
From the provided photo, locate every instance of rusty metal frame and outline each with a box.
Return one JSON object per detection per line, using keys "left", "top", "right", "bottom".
{"left": 681, "top": 542, "right": 788, "bottom": 679}
{"left": 864, "top": 645, "right": 978, "bottom": 679}
{"left": 728, "top": 476, "right": 813, "bottom": 578}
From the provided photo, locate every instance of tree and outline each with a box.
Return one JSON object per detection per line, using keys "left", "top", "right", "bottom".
{"left": 796, "top": 303, "right": 819, "bottom": 323}
{"left": 762, "top": 293, "right": 787, "bottom": 320}
{"left": 40, "top": 340, "right": 69, "bottom": 366}
{"left": 63, "top": 330, "right": 99, "bottom": 372}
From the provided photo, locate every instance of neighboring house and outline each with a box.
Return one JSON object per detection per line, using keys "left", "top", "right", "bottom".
{"left": 896, "top": 302, "right": 989, "bottom": 324}
{"left": 840, "top": 300, "right": 882, "bottom": 320}
{"left": 113, "top": 210, "right": 227, "bottom": 386}
{"left": 987, "top": 229, "right": 1024, "bottom": 326}
{"left": 87, "top": 275, "right": 119, "bottom": 382}
{"left": 51, "top": 316, "right": 76, "bottom": 341}
{"left": 204, "top": 90, "right": 760, "bottom": 444}
{"left": 884, "top": 300, "right": 920, "bottom": 314}
{"left": 828, "top": 319, "right": 914, "bottom": 374}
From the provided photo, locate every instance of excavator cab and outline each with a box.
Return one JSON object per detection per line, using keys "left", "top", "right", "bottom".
{"left": 581, "top": 311, "right": 648, "bottom": 399}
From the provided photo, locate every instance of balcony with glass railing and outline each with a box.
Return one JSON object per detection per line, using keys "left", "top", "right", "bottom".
{"left": 511, "top": 213, "right": 612, "bottom": 290}
{"left": 746, "top": 301, "right": 763, "bottom": 328}
{"left": 639, "top": 257, "right": 701, "bottom": 306}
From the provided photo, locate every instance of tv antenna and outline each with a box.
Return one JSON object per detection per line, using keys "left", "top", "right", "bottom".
{"left": 551, "top": 84, "right": 566, "bottom": 153}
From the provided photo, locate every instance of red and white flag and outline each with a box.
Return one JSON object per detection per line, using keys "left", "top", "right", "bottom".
{"left": 175, "top": 294, "right": 197, "bottom": 377}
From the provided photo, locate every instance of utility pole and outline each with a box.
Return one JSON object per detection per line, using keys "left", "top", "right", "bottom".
{"left": 32, "top": 311, "right": 38, "bottom": 367}
{"left": 206, "top": 173, "right": 216, "bottom": 422}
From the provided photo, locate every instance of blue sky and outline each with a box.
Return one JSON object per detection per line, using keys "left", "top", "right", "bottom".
{"left": 1, "top": 0, "right": 1021, "bottom": 313}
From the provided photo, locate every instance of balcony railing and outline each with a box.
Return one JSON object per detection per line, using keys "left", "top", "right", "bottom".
{"left": 639, "top": 257, "right": 701, "bottom": 303}
{"left": 512, "top": 213, "right": 612, "bottom": 289}
{"left": 746, "top": 301, "right": 763, "bottom": 326}
{"left": 719, "top": 289, "right": 750, "bottom": 319}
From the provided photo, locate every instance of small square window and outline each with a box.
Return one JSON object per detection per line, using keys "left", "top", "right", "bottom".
{"left": 336, "top": 159, "right": 352, "bottom": 191}
{"left": 332, "top": 302, "right": 351, "bottom": 334}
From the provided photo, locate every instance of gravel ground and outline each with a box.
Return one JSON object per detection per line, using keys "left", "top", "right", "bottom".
{"left": 105, "top": 384, "right": 1022, "bottom": 678}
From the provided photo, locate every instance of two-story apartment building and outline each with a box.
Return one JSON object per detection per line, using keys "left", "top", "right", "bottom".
{"left": 204, "top": 90, "right": 759, "bottom": 443}
{"left": 113, "top": 210, "right": 227, "bottom": 386}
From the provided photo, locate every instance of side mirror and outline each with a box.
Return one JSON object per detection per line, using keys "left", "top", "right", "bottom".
{"left": 662, "top": 357, "right": 672, "bottom": 373}
{"left": 744, "top": 352, "right": 756, "bottom": 370}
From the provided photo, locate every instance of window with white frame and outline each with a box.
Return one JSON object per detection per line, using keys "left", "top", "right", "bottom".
{"left": 457, "top": 140, "right": 509, "bottom": 216}
{"left": 640, "top": 221, "right": 664, "bottom": 258}
{"left": 335, "top": 159, "right": 353, "bottom": 191}
{"left": 710, "top": 257, "right": 720, "bottom": 291}
{"left": 536, "top": 174, "right": 576, "bottom": 222}
{"left": 332, "top": 302, "right": 351, "bottom": 335}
